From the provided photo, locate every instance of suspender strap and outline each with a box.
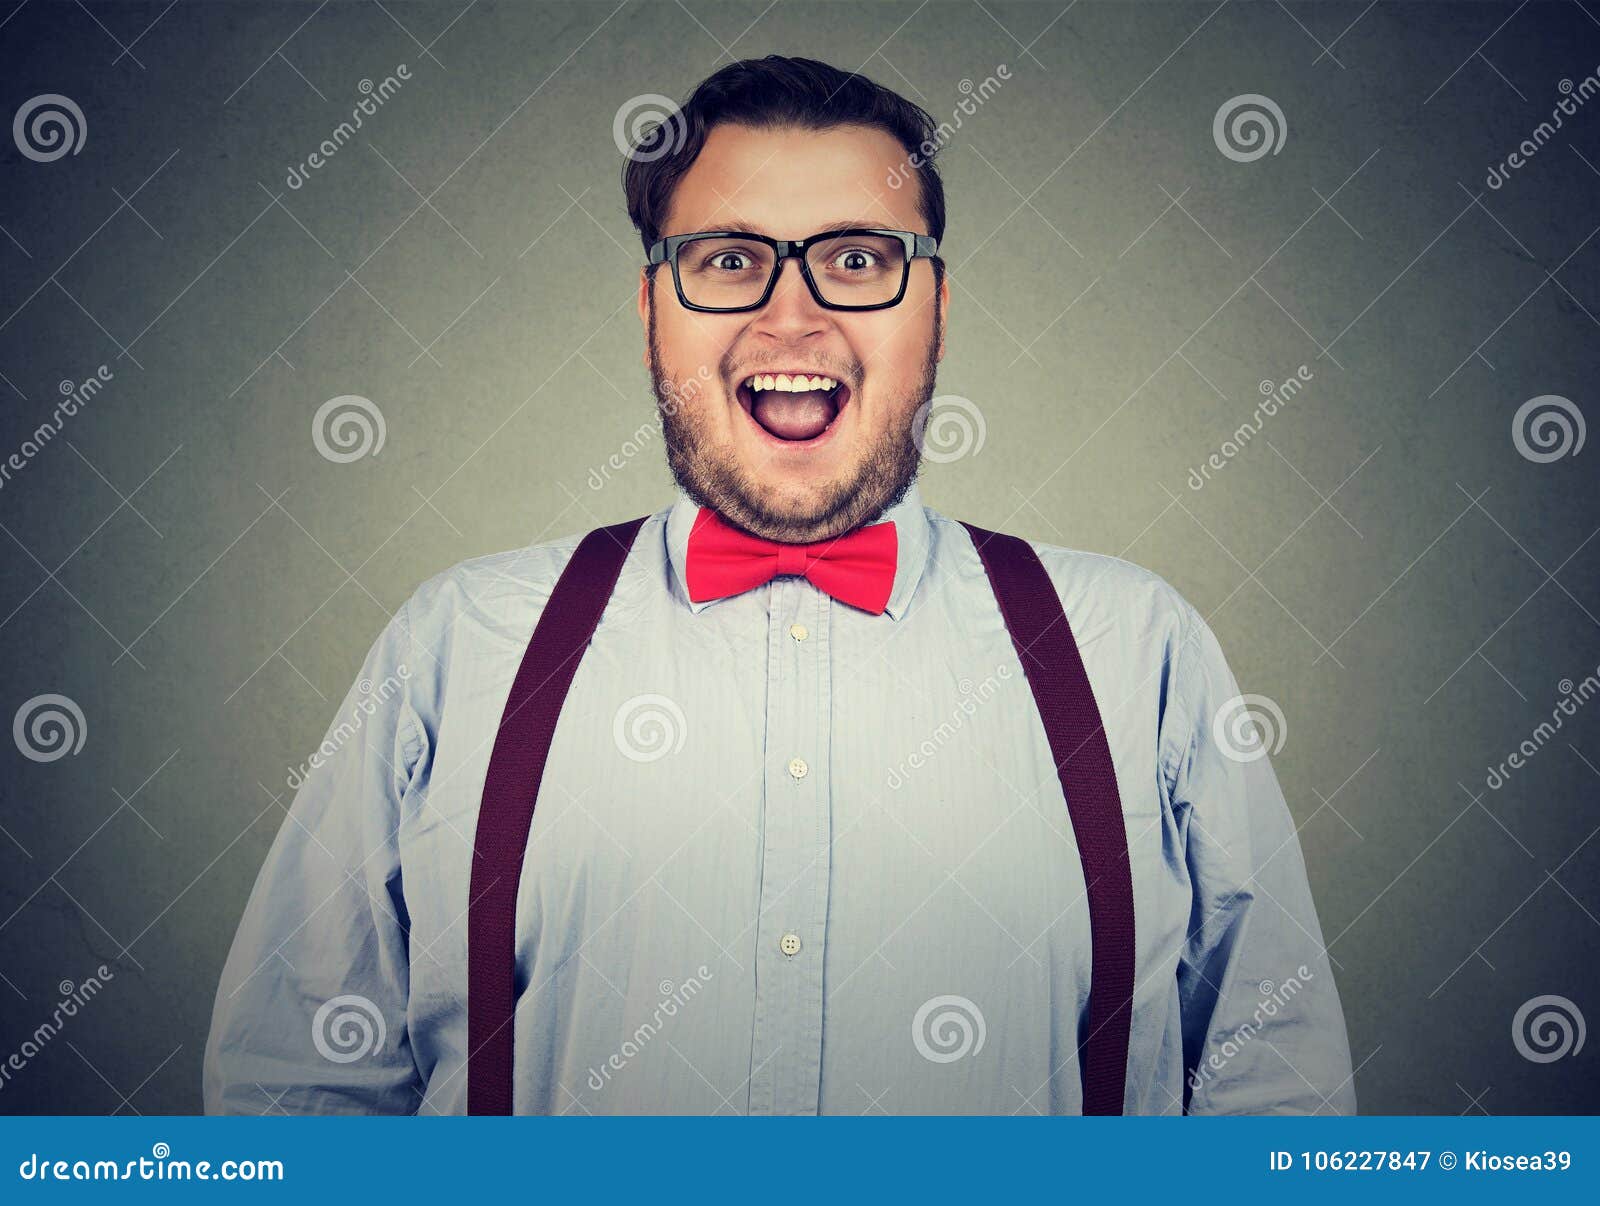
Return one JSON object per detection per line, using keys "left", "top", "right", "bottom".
{"left": 960, "top": 521, "right": 1135, "bottom": 1116}
{"left": 467, "top": 516, "right": 648, "bottom": 1114}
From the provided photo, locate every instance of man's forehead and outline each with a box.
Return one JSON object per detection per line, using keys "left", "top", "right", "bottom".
{"left": 661, "top": 122, "right": 924, "bottom": 237}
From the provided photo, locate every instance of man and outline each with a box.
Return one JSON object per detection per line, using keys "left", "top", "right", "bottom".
{"left": 205, "top": 55, "right": 1356, "bottom": 1116}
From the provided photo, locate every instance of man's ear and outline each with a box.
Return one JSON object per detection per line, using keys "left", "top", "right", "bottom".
{"left": 637, "top": 268, "right": 650, "bottom": 369}
{"left": 935, "top": 271, "right": 950, "bottom": 362}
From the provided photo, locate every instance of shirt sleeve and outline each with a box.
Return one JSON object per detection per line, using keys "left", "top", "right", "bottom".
{"left": 1161, "top": 600, "right": 1358, "bottom": 1115}
{"left": 203, "top": 599, "right": 428, "bottom": 1115}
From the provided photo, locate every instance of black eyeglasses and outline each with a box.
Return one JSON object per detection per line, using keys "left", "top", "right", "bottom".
{"left": 646, "top": 227, "right": 939, "bottom": 313}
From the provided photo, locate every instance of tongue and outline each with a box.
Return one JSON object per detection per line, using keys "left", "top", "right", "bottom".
{"left": 753, "top": 390, "right": 836, "bottom": 441}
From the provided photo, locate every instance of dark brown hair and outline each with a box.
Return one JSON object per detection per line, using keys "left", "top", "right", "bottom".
{"left": 621, "top": 55, "right": 947, "bottom": 288}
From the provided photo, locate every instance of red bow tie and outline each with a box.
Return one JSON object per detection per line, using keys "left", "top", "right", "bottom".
{"left": 685, "top": 507, "right": 899, "bottom": 615}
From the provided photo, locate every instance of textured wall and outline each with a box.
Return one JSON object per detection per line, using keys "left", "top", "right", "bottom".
{"left": 1, "top": 0, "right": 1597, "bottom": 1114}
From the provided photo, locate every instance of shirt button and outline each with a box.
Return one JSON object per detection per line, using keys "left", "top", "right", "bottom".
{"left": 780, "top": 932, "right": 802, "bottom": 956}
{"left": 788, "top": 756, "right": 808, "bottom": 779}
{"left": 789, "top": 622, "right": 809, "bottom": 641}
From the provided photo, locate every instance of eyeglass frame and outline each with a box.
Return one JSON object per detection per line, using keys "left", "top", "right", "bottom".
{"left": 646, "top": 227, "right": 940, "bottom": 313}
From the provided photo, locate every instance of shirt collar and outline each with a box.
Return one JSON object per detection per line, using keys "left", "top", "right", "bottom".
{"left": 664, "top": 478, "right": 931, "bottom": 621}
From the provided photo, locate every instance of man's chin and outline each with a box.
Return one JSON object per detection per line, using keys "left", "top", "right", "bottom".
{"left": 740, "top": 476, "right": 840, "bottom": 522}
{"left": 662, "top": 395, "right": 922, "bottom": 539}
{"left": 672, "top": 452, "right": 859, "bottom": 539}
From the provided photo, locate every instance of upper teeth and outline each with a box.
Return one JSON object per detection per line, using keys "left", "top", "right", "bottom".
{"left": 743, "top": 373, "right": 838, "bottom": 393}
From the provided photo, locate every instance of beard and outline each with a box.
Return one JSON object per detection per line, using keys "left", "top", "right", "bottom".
{"left": 645, "top": 288, "right": 942, "bottom": 544}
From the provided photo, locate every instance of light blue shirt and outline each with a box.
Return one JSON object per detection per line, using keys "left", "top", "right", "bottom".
{"left": 203, "top": 478, "right": 1357, "bottom": 1115}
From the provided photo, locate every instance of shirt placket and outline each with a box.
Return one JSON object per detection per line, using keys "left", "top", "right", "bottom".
{"left": 746, "top": 572, "right": 831, "bottom": 1115}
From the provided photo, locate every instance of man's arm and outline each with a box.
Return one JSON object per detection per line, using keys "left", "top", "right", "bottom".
{"left": 1162, "top": 601, "right": 1357, "bottom": 1115}
{"left": 203, "top": 600, "right": 428, "bottom": 1114}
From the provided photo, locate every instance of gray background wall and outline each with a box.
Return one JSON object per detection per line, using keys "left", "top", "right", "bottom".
{"left": 1, "top": 0, "right": 1597, "bottom": 1114}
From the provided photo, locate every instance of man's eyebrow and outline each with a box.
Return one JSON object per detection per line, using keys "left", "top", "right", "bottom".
{"left": 682, "top": 219, "right": 896, "bottom": 237}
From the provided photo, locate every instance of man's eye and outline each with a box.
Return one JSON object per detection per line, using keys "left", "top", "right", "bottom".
{"left": 686, "top": 248, "right": 762, "bottom": 274}
{"left": 830, "top": 249, "right": 881, "bottom": 272}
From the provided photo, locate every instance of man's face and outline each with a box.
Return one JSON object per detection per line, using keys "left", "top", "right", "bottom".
{"left": 637, "top": 122, "right": 950, "bottom": 543}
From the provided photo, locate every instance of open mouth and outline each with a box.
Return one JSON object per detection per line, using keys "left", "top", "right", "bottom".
{"left": 735, "top": 371, "right": 852, "bottom": 444}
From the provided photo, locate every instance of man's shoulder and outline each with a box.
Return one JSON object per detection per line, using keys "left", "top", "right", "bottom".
{"left": 1032, "top": 539, "right": 1197, "bottom": 632}
{"left": 399, "top": 506, "right": 671, "bottom": 633}
{"left": 930, "top": 510, "right": 1200, "bottom": 640}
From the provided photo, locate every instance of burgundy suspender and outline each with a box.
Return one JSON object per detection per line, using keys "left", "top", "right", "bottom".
{"left": 960, "top": 521, "right": 1135, "bottom": 1115}
{"left": 467, "top": 516, "right": 648, "bottom": 1115}
{"left": 466, "top": 515, "right": 1134, "bottom": 1115}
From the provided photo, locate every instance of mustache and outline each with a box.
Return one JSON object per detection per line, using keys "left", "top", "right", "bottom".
{"left": 723, "top": 357, "right": 857, "bottom": 387}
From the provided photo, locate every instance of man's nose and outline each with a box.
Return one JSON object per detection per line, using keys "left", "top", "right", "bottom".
{"left": 751, "top": 257, "right": 828, "bottom": 336}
